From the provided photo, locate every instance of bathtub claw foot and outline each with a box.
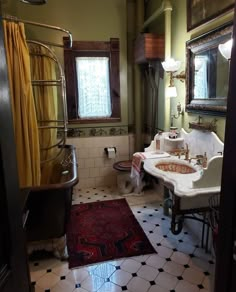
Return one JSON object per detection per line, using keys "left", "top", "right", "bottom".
{"left": 27, "top": 235, "right": 68, "bottom": 261}
{"left": 53, "top": 236, "right": 68, "bottom": 260}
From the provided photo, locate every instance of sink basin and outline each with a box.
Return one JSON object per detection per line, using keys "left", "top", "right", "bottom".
{"left": 143, "top": 157, "right": 203, "bottom": 197}
{"left": 144, "top": 156, "right": 222, "bottom": 198}
{"left": 155, "top": 161, "right": 197, "bottom": 174}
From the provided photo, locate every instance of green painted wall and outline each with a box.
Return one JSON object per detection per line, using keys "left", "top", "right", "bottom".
{"left": 142, "top": 0, "right": 166, "bottom": 134}
{"left": 146, "top": 0, "right": 234, "bottom": 141}
{"left": 10, "top": 0, "right": 128, "bottom": 129}
{"left": 171, "top": 0, "right": 233, "bottom": 141}
{"left": 3, "top": 0, "right": 233, "bottom": 140}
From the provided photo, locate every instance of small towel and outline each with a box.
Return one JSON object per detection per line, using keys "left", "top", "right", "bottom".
{"left": 131, "top": 152, "right": 146, "bottom": 173}
{"left": 130, "top": 151, "right": 170, "bottom": 193}
{"left": 142, "top": 150, "right": 170, "bottom": 159}
{"left": 130, "top": 152, "right": 146, "bottom": 191}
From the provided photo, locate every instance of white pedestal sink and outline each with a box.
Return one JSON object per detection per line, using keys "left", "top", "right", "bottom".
{"left": 143, "top": 128, "right": 224, "bottom": 235}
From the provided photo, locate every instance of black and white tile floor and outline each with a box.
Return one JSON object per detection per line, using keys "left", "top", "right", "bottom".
{"left": 29, "top": 186, "right": 215, "bottom": 292}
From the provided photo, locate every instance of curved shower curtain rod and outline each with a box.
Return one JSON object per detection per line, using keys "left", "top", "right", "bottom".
{"left": 2, "top": 15, "right": 73, "bottom": 48}
{"left": 27, "top": 39, "right": 68, "bottom": 163}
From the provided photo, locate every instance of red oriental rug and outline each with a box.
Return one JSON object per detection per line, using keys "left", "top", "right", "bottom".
{"left": 66, "top": 198, "right": 156, "bottom": 269}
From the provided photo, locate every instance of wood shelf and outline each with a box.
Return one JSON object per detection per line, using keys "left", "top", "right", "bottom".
{"left": 189, "top": 121, "right": 216, "bottom": 132}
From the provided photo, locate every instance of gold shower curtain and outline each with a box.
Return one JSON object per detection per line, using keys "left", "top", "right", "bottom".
{"left": 3, "top": 20, "right": 41, "bottom": 187}
{"left": 28, "top": 43, "right": 59, "bottom": 184}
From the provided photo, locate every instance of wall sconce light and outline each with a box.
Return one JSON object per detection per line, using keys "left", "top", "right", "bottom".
{"left": 166, "top": 85, "right": 177, "bottom": 98}
{"left": 218, "top": 39, "right": 233, "bottom": 60}
{"left": 171, "top": 102, "right": 183, "bottom": 127}
{"left": 161, "top": 58, "right": 186, "bottom": 97}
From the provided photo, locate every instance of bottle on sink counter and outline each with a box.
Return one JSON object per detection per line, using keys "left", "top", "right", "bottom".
{"left": 156, "top": 131, "right": 163, "bottom": 150}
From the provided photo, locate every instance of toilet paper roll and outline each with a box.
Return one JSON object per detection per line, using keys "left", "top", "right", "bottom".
{"left": 107, "top": 147, "right": 116, "bottom": 158}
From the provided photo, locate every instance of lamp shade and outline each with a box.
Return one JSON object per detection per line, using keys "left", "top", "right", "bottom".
{"left": 162, "top": 58, "right": 181, "bottom": 72}
{"left": 218, "top": 39, "right": 233, "bottom": 60}
{"left": 166, "top": 86, "right": 177, "bottom": 98}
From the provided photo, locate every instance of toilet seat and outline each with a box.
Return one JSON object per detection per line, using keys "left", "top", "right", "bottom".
{"left": 113, "top": 160, "right": 132, "bottom": 172}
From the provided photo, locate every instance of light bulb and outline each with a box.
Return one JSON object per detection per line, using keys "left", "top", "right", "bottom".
{"left": 166, "top": 86, "right": 177, "bottom": 98}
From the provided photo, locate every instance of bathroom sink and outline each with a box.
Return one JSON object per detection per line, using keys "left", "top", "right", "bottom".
{"left": 155, "top": 161, "right": 197, "bottom": 174}
{"left": 144, "top": 156, "right": 222, "bottom": 197}
{"left": 143, "top": 157, "right": 203, "bottom": 196}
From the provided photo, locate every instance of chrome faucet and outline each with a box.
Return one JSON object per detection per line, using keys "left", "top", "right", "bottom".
{"left": 176, "top": 143, "right": 189, "bottom": 160}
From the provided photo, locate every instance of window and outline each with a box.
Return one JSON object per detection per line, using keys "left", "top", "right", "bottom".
{"left": 76, "top": 56, "right": 111, "bottom": 118}
{"left": 64, "top": 38, "right": 121, "bottom": 123}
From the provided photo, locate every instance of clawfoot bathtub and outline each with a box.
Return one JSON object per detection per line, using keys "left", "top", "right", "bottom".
{"left": 25, "top": 145, "right": 78, "bottom": 258}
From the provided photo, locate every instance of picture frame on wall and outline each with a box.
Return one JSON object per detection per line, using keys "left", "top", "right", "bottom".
{"left": 187, "top": 0, "right": 234, "bottom": 31}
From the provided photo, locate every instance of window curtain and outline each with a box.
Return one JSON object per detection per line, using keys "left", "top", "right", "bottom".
{"left": 28, "top": 43, "right": 59, "bottom": 185}
{"left": 3, "top": 20, "right": 41, "bottom": 187}
{"left": 76, "top": 57, "right": 112, "bottom": 118}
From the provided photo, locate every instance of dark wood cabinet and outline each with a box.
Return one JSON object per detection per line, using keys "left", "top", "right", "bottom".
{"left": 134, "top": 33, "right": 165, "bottom": 64}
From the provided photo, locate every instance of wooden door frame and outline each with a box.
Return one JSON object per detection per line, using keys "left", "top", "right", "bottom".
{"left": 215, "top": 1, "right": 236, "bottom": 291}
{"left": 0, "top": 14, "right": 31, "bottom": 292}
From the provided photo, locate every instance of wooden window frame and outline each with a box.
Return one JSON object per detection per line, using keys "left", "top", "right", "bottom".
{"left": 63, "top": 38, "right": 121, "bottom": 123}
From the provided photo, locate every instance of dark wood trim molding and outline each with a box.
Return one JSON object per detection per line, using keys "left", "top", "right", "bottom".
{"left": 63, "top": 38, "right": 121, "bottom": 123}
{"left": 214, "top": 2, "right": 236, "bottom": 291}
{"left": 0, "top": 17, "right": 32, "bottom": 292}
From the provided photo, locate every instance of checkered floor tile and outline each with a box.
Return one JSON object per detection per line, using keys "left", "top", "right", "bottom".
{"left": 29, "top": 186, "right": 215, "bottom": 292}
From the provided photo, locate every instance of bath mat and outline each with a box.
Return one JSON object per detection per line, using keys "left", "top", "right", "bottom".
{"left": 66, "top": 198, "right": 156, "bottom": 268}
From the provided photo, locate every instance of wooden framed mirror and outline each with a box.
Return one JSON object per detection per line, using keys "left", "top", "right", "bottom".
{"left": 186, "top": 22, "right": 233, "bottom": 116}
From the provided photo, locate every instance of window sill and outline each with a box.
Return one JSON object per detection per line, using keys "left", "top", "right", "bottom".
{"left": 68, "top": 117, "right": 121, "bottom": 124}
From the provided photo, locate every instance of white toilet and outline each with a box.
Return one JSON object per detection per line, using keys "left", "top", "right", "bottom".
{"left": 113, "top": 160, "right": 134, "bottom": 194}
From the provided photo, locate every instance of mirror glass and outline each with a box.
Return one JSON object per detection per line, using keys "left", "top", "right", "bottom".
{"left": 186, "top": 22, "right": 233, "bottom": 116}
